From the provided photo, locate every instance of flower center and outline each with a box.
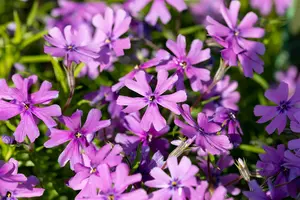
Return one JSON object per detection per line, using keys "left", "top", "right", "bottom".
{"left": 169, "top": 179, "right": 180, "bottom": 190}
{"left": 179, "top": 61, "right": 187, "bottom": 69}
{"left": 6, "top": 191, "right": 12, "bottom": 197}
{"left": 108, "top": 194, "right": 115, "bottom": 200}
{"left": 75, "top": 132, "right": 82, "bottom": 138}
{"left": 278, "top": 101, "right": 291, "bottom": 113}
{"left": 171, "top": 181, "right": 177, "bottom": 186}
{"left": 134, "top": 65, "right": 139, "bottom": 70}
{"left": 66, "top": 44, "right": 76, "bottom": 51}
{"left": 90, "top": 167, "right": 97, "bottom": 174}
{"left": 148, "top": 95, "right": 155, "bottom": 101}
{"left": 105, "top": 38, "right": 111, "bottom": 44}
{"left": 229, "top": 112, "right": 236, "bottom": 121}
{"left": 22, "top": 102, "right": 30, "bottom": 110}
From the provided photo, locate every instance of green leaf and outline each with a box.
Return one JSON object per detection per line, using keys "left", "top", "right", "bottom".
{"left": 13, "top": 11, "right": 22, "bottom": 44}
{"left": 240, "top": 144, "right": 265, "bottom": 154}
{"left": 74, "top": 62, "right": 85, "bottom": 77}
{"left": 19, "top": 55, "right": 52, "bottom": 63}
{"left": 179, "top": 25, "right": 202, "bottom": 35}
{"left": 20, "top": 30, "right": 48, "bottom": 49}
{"left": 50, "top": 58, "right": 68, "bottom": 93}
{"left": 252, "top": 74, "right": 269, "bottom": 90}
{"left": 26, "top": 0, "right": 39, "bottom": 26}
{"left": 5, "top": 121, "right": 16, "bottom": 131}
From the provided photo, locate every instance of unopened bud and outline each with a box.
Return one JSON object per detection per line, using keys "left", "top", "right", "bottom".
{"left": 235, "top": 158, "right": 251, "bottom": 182}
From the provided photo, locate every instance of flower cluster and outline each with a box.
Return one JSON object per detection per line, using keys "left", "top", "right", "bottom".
{"left": 0, "top": 0, "right": 298, "bottom": 199}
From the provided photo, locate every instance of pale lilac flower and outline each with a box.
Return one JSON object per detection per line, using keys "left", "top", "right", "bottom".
{"left": 175, "top": 104, "right": 232, "bottom": 155}
{"left": 44, "top": 109, "right": 111, "bottom": 169}
{"left": 1, "top": 176, "right": 45, "bottom": 200}
{"left": 1, "top": 135, "right": 15, "bottom": 144}
{"left": 190, "top": 0, "right": 222, "bottom": 25}
{"left": 198, "top": 154, "right": 241, "bottom": 196}
{"left": 68, "top": 144, "right": 123, "bottom": 198}
{"left": 0, "top": 74, "right": 61, "bottom": 143}
{"left": 132, "top": 0, "right": 187, "bottom": 26}
{"left": 213, "top": 107, "right": 243, "bottom": 146}
{"left": 0, "top": 158, "right": 27, "bottom": 196}
{"left": 77, "top": 163, "right": 147, "bottom": 200}
{"left": 191, "top": 181, "right": 230, "bottom": 200}
{"left": 44, "top": 25, "right": 100, "bottom": 65}
{"left": 92, "top": 8, "right": 132, "bottom": 57}
{"left": 206, "top": 1, "right": 265, "bottom": 77}
{"left": 254, "top": 82, "right": 300, "bottom": 134}
{"left": 117, "top": 70, "right": 187, "bottom": 131}
{"left": 203, "top": 75, "right": 240, "bottom": 116}
{"left": 157, "top": 34, "right": 211, "bottom": 91}
{"left": 251, "top": 0, "right": 292, "bottom": 16}
{"left": 47, "top": 0, "right": 107, "bottom": 30}
{"left": 145, "top": 156, "right": 198, "bottom": 200}
{"left": 275, "top": 66, "right": 300, "bottom": 98}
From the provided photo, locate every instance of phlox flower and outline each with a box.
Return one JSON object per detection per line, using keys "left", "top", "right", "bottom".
{"left": 254, "top": 82, "right": 300, "bottom": 134}
{"left": 191, "top": 181, "right": 230, "bottom": 200}
{"left": 251, "top": 0, "right": 292, "bottom": 16}
{"left": 44, "top": 109, "right": 111, "bottom": 169}
{"left": 275, "top": 66, "right": 300, "bottom": 98}
{"left": 131, "top": 0, "right": 187, "bottom": 26}
{"left": 117, "top": 70, "right": 187, "bottom": 131}
{"left": 175, "top": 104, "right": 232, "bottom": 155}
{"left": 0, "top": 74, "right": 61, "bottom": 143}
{"left": 190, "top": 0, "right": 222, "bottom": 25}
{"left": 145, "top": 156, "right": 198, "bottom": 200}
{"left": 44, "top": 25, "right": 100, "bottom": 65}
{"left": 68, "top": 144, "right": 123, "bottom": 199}
{"left": 157, "top": 34, "right": 211, "bottom": 92}
{"left": 206, "top": 0, "right": 265, "bottom": 77}
{"left": 92, "top": 7, "right": 131, "bottom": 57}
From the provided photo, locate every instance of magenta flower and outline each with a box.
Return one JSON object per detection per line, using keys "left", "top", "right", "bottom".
{"left": 145, "top": 156, "right": 198, "bottom": 200}
{"left": 175, "top": 104, "right": 232, "bottom": 155}
{"left": 157, "top": 34, "right": 211, "bottom": 91}
{"left": 92, "top": 7, "right": 131, "bottom": 57}
{"left": 254, "top": 82, "right": 300, "bottom": 134}
{"left": 44, "top": 109, "right": 111, "bottom": 169}
{"left": 77, "top": 163, "right": 147, "bottom": 200}
{"left": 117, "top": 70, "right": 187, "bottom": 131}
{"left": 206, "top": 1, "right": 265, "bottom": 77}
{"left": 112, "top": 57, "right": 160, "bottom": 92}
{"left": 44, "top": 25, "right": 100, "bottom": 65}
{"left": 0, "top": 158, "right": 27, "bottom": 196}
{"left": 132, "top": 0, "right": 187, "bottom": 26}
{"left": 1, "top": 176, "right": 45, "bottom": 199}
{"left": 251, "top": 0, "right": 292, "bottom": 16}
{"left": 191, "top": 181, "right": 229, "bottom": 200}
{"left": 68, "top": 144, "right": 123, "bottom": 197}
{"left": 0, "top": 74, "right": 61, "bottom": 143}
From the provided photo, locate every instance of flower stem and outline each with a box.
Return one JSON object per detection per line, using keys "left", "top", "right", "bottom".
{"left": 62, "top": 63, "right": 75, "bottom": 113}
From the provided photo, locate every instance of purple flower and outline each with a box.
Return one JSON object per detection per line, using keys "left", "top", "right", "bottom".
{"left": 117, "top": 70, "right": 187, "bottom": 131}
{"left": 76, "top": 163, "right": 147, "bottom": 200}
{"left": 206, "top": 1, "right": 265, "bottom": 77}
{"left": 112, "top": 57, "right": 160, "bottom": 92}
{"left": 175, "top": 104, "right": 232, "bottom": 155}
{"left": 288, "top": 138, "right": 300, "bottom": 156}
{"left": 251, "top": 0, "right": 292, "bottom": 16}
{"left": 44, "top": 25, "right": 100, "bottom": 65}
{"left": 290, "top": 111, "right": 300, "bottom": 133}
{"left": 0, "top": 74, "right": 61, "bottom": 143}
{"left": 92, "top": 8, "right": 131, "bottom": 57}
{"left": 203, "top": 75, "right": 240, "bottom": 116}
{"left": 213, "top": 107, "right": 243, "bottom": 147}
{"left": 132, "top": 0, "right": 187, "bottom": 26}
{"left": 157, "top": 34, "right": 211, "bottom": 91}
{"left": 145, "top": 156, "right": 198, "bottom": 200}
{"left": 44, "top": 109, "right": 111, "bottom": 169}
{"left": 0, "top": 158, "right": 27, "bottom": 196}
{"left": 1, "top": 176, "right": 45, "bottom": 200}
{"left": 1, "top": 135, "right": 15, "bottom": 145}
{"left": 190, "top": 0, "right": 222, "bottom": 25}
{"left": 47, "top": 0, "right": 107, "bottom": 30}
{"left": 115, "top": 114, "right": 170, "bottom": 157}
{"left": 191, "top": 181, "right": 229, "bottom": 200}
{"left": 198, "top": 154, "right": 241, "bottom": 196}
{"left": 254, "top": 82, "right": 300, "bottom": 134}
{"left": 275, "top": 66, "right": 300, "bottom": 98}
{"left": 68, "top": 144, "right": 123, "bottom": 197}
